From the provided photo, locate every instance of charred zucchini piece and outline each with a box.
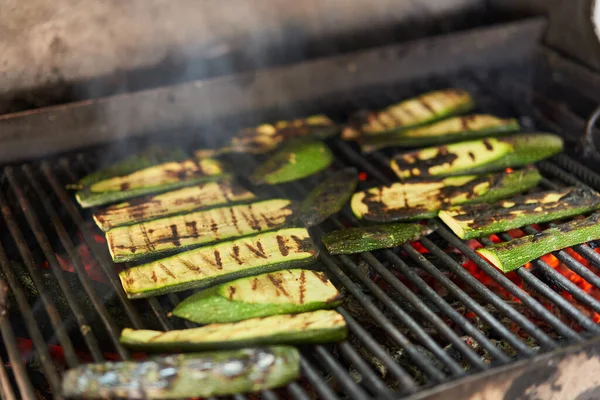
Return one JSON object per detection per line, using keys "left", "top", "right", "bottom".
{"left": 93, "top": 181, "right": 255, "bottom": 231}
{"left": 342, "top": 89, "right": 474, "bottom": 140}
{"left": 61, "top": 346, "right": 300, "bottom": 399}
{"left": 119, "top": 228, "right": 318, "bottom": 298}
{"left": 360, "top": 114, "right": 519, "bottom": 152}
{"left": 250, "top": 140, "right": 334, "bottom": 185}
{"left": 477, "top": 213, "right": 600, "bottom": 273}
{"left": 351, "top": 167, "right": 541, "bottom": 222}
{"left": 390, "top": 133, "right": 563, "bottom": 179}
{"left": 322, "top": 223, "right": 431, "bottom": 254}
{"left": 75, "top": 146, "right": 226, "bottom": 208}
{"left": 120, "top": 310, "right": 347, "bottom": 352}
{"left": 299, "top": 168, "right": 359, "bottom": 227}
{"left": 196, "top": 115, "right": 338, "bottom": 157}
{"left": 172, "top": 269, "right": 342, "bottom": 324}
{"left": 439, "top": 188, "right": 600, "bottom": 239}
{"left": 107, "top": 199, "right": 294, "bottom": 263}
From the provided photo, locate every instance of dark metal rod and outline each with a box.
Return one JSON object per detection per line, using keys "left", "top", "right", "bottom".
{"left": 287, "top": 382, "right": 312, "bottom": 400}
{"left": 552, "top": 154, "right": 600, "bottom": 190}
{"left": 0, "top": 318, "right": 36, "bottom": 400}
{"left": 0, "top": 352, "right": 17, "bottom": 400}
{"left": 299, "top": 356, "right": 341, "bottom": 400}
{"left": 21, "top": 164, "right": 130, "bottom": 360}
{"left": 5, "top": 166, "right": 105, "bottom": 363}
{"left": 261, "top": 389, "right": 279, "bottom": 400}
{"left": 314, "top": 345, "right": 370, "bottom": 400}
{"left": 537, "top": 161, "right": 594, "bottom": 190}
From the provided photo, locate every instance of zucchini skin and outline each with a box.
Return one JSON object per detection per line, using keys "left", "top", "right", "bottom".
{"left": 390, "top": 133, "right": 563, "bottom": 179}
{"left": 477, "top": 212, "right": 600, "bottom": 273}
{"left": 360, "top": 114, "right": 519, "bottom": 152}
{"left": 439, "top": 188, "right": 600, "bottom": 239}
{"left": 119, "top": 228, "right": 318, "bottom": 298}
{"left": 61, "top": 346, "right": 300, "bottom": 399}
{"left": 299, "top": 168, "right": 359, "bottom": 227}
{"left": 93, "top": 181, "right": 255, "bottom": 231}
{"left": 107, "top": 199, "right": 294, "bottom": 263}
{"left": 250, "top": 140, "right": 334, "bottom": 185}
{"left": 120, "top": 310, "right": 348, "bottom": 352}
{"left": 342, "top": 89, "right": 474, "bottom": 140}
{"left": 172, "top": 269, "right": 343, "bottom": 324}
{"left": 351, "top": 167, "right": 541, "bottom": 222}
{"left": 322, "top": 223, "right": 431, "bottom": 254}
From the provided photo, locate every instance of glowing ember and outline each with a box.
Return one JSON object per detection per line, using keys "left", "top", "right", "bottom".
{"left": 358, "top": 172, "right": 368, "bottom": 181}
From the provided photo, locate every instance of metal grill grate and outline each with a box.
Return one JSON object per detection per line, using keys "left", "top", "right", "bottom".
{"left": 2, "top": 70, "right": 600, "bottom": 400}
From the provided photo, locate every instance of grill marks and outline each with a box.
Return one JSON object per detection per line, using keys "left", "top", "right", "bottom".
{"left": 299, "top": 270, "right": 306, "bottom": 304}
{"left": 267, "top": 274, "right": 291, "bottom": 299}
{"left": 231, "top": 245, "right": 244, "bottom": 265}
{"left": 245, "top": 241, "right": 268, "bottom": 259}
{"left": 170, "top": 225, "right": 181, "bottom": 246}
{"left": 276, "top": 236, "right": 290, "bottom": 256}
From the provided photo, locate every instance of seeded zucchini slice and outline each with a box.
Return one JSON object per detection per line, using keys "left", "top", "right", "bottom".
{"left": 390, "top": 133, "right": 563, "bottom": 179}
{"left": 94, "top": 181, "right": 255, "bottom": 231}
{"left": 120, "top": 310, "right": 348, "bottom": 352}
{"left": 172, "top": 269, "right": 342, "bottom": 324}
{"left": 477, "top": 213, "right": 600, "bottom": 273}
{"left": 62, "top": 346, "right": 300, "bottom": 398}
{"left": 119, "top": 228, "right": 318, "bottom": 298}
{"left": 439, "top": 188, "right": 600, "bottom": 239}
{"left": 351, "top": 167, "right": 541, "bottom": 222}
{"left": 360, "top": 114, "right": 519, "bottom": 152}
{"left": 106, "top": 198, "right": 294, "bottom": 263}
{"left": 342, "top": 89, "right": 474, "bottom": 140}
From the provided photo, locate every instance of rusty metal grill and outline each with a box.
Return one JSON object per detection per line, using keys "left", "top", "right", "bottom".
{"left": 2, "top": 69, "right": 600, "bottom": 400}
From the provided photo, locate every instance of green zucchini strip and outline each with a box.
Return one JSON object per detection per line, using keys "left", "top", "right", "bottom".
{"left": 342, "top": 88, "right": 474, "bottom": 140}
{"left": 107, "top": 198, "right": 294, "bottom": 263}
{"left": 299, "top": 168, "right": 359, "bottom": 227}
{"left": 440, "top": 187, "right": 600, "bottom": 239}
{"left": 172, "top": 269, "right": 342, "bottom": 324}
{"left": 322, "top": 223, "right": 431, "bottom": 254}
{"left": 351, "top": 167, "right": 541, "bottom": 222}
{"left": 93, "top": 180, "right": 255, "bottom": 231}
{"left": 62, "top": 346, "right": 300, "bottom": 398}
{"left": 390, "top": 133, "right": 563, "bottom": 179}
{"left": 250, "top": 140, "right": 334, "bottom": 185}
{"left": 196, "top": 115, "right": 338, "bottom": 158}
{"left": 360, "top": 114, "right": 519, "bottom": 152}
{"left": 119, "top": 227, "right": 318, "bottom": 298}
{"left": 477, "top": 213, "right": 600, "bottom": 273}
{"left": 120, "top": 310, "right": 347, "bottom": 352}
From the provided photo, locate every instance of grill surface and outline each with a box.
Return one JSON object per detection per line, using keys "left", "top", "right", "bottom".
{"left": 2, "top": 68, "right": 600, "bottom": 400}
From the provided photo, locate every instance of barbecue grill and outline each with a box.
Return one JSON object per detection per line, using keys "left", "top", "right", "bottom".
{"left": 4, "top": 10, "right": 600, "bottom": 400}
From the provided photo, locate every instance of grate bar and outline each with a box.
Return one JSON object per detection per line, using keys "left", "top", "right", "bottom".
{"left": 299, "top": 356, "right": 341, "bottom": 400}
{"left": 0, "top": 317, "right": 35, "bottom": 400}
{"left": 287, "top": 382, "right": 312, "bottom": 400}
{"left": 314, "top": 345, "right": 371, "bottom": 400}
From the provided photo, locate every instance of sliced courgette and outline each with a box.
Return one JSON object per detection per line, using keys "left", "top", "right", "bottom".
{"left": 322, "top": 223, "right": 431, "bottom": 254}
{"left": 390, "top": 133, "right": 563, "bottom": 179}
{"left": 360, "top": 114, "right": 519, "bottom": 152}
{"left": 439, "top": 187, "right": 600, "bottom": 239}
{"left": 351, "top": 167, "right": 541, "bottom": 222}
{"left": 61, "top": 346, "right": 300, "bottom": 399}
{"left": 299, "top": 168, "right": 359, "bottom": 227}
{"left": 196, "top": 115, "right": 338, "bottom": 158}
{"left": 341, "top": 89, "right": 474, "bottom": 140}
{"left": 250, "top": 140, "right": 334, "bottom": 185}
{"left": 75, "top": 146, "right": 226, "bottom": 208}
{"left": 120, "top": 310, "right": 347, "bottom": 352}
{"left": 93, "top": 180, "right": 255, "bottom": 231}
{"left": 172, "top": 269, "right": 342, "bottom": 324}
{"left": 119, "top": 228, "right": 318, "bottom": 298}
{"left": 477, "top": 212, "right": 600, "bottom": 273}
{"left": 107, "top": 198, "right": 294, "bottom": 263}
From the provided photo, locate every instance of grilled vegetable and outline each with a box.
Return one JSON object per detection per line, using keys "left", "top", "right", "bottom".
{"left": 62, "top": 346, "right": 300, "bottom": 399}
{"left": 299, "top": 168, "right": 359, "bottom": 227}
{"left": 360, "top": 114, "right": 519, "bottom": 152}
{"left": 352, "top": 167, "right": 541, "bottom": 222}
{"left": 477, "top": 212, "right": 600, "bottom": 273}
{"left": 390, "top": 133, "right": 563, "bottom": 179}
{"left": 75, "top": 147, "right": 226, "bottom": 208}
{"left": 439, "top": 188, "right": 600, "bottom": 240}
{"left": 120, "top": 310, "right": 347, "bottom": 352}
{"left": 107, "top": 198, "right": 294, "bottom": 263}
{"left": 119, "top": 228, "right": 318, "bottom": 298}
{"left": 250, "top": 140, "right": 334, "bottom": 185}
{"left": 322, "top": 223, "right": 431, "bottom": 254}
{"left": 172, "top": 269, "right": 342, "bottom": 324}
{"left": 196, "top": 115, "right": 338, "bottom": 158}
{"left": 93, "top": 181, "right": 255, "bottom": 231}
{"left": 341, "top": 89, "right": 474, "bottom": 140}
